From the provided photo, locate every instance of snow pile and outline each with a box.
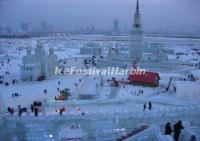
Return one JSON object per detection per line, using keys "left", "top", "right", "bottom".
{"left": 175, "top": 81, "right": 200, "bottom": 100}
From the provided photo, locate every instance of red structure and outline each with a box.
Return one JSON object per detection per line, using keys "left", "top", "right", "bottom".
{"left": 128, "top": 71, "right": 160, "bottom": 87}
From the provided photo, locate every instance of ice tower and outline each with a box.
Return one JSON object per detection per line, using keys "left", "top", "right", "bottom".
{"left": 129, "top": 0, "right": 143, "bottom": 64}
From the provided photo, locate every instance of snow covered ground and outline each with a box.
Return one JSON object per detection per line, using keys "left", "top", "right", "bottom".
{"left": 0, "top": 37, "right": 200, "bottom": 108}
{"left": 0, "top": 36, "right": 200, "bottom": 140}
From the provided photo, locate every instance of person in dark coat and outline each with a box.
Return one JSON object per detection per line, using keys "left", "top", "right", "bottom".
{"left": 33, "top": 101, "right": 37, "bottom": 107}
{"left": 37, "top": 101, "right": 42, "bottom": 106}
{"left": 18, "top": 108, "right": 22, "bottom": 117}
{"left": 165, "top": 122, "right": 173, "bottom": 135}
{"left": 59, "top": 109, "right": 63, "bottom": 115}
{"left": 7, "top": 107, "right": 14, "bottom": 115}
{"left": 143, "top": 104, "right": 146, "bottom": 111}
{"left": 22, "top": 108, "right": 27, "bottom": 112}
{"left": 189, "top": 135, "right": 197, "bottom": 141}
{"left": 148, "top": 101, "right": 152, "bottom": 110}
{"left": 174, "top": 120, "right": 184, "bottom": 141}
{"left": 34, "top": 107, "right": 38, "bottom": 117}
{"left": 31, "top": 104, "right": 34, "bottom": 112}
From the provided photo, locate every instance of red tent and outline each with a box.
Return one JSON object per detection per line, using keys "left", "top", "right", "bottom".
{"left": 128, "top": 71, "right": 160, "bottom": 87}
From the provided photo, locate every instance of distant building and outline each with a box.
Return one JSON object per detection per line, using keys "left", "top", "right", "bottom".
{"left": 91, "top": 26, "right": 95, "bottom": 34}
{"left": 20, "top": 22, "right": 29, "bottom": 33}
{"left": 0, "top": 25, "right": 12, "bottom": 35}
{"left": 85, "top": 26, "right": 96, "bottom": 34}
{"left": 20, "top": 41, "right": 58, "bottom": 81}
{"left": 40, "top": 21, "right": 54, "bottom": 33}
{"left": 113, "top": 19, "right": 119, "bottom": 35}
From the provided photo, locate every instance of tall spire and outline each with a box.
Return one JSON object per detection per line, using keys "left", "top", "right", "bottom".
{"left": 129, "top": 0, "right": 143, "bottom": 64}
{"left": 136, "top": 0, "right": 139, "bottom": 13}
{"left": 133, "top": 0, "right": 142, "bottom": 29}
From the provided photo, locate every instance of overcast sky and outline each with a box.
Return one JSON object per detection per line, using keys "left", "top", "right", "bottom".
{"left": 0, "top": 0, "right": 200, "bottom": 33}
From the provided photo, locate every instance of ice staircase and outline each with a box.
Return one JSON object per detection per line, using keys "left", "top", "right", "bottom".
{"left": 179, "top": 124, "right": 200, "bottom": 141}
{"left": 121, "top": 126, "right": 173, "bottom": 141}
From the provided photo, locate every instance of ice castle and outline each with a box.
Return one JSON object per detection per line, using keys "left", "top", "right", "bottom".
{"left": 20, "top": 41, "right": 58, "bottom": 81}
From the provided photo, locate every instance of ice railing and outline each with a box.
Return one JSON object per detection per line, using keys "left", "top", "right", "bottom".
{"left": 3, "top": 103, "right": 200, "bottom": 121}
{"left": 2, "top": 110, "right": 200, "bottom": 141}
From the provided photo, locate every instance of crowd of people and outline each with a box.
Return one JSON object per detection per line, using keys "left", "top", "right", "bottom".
{"left": 11, "top": 93, "right": 21, "bottom": 98}
{"left": 7, "top": 100, "right": 43, "bottom": 117}
{"left": 31, "top": 101, "right": 43, "bottom": 117}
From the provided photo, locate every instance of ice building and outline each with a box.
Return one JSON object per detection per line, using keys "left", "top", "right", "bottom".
{"left": 97, "top": 0, "right": 142, "bottom": 68}
{"left": 20, "top": 41, "right": 58, "bottom": 81}
{"left": 129, "top": 0, "right": 143, "bottom": 64}
{"left": 80, "top": 42, "right": 102, "bottom": 56}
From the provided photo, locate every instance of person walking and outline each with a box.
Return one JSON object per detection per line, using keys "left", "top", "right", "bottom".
{"left": 59, "top": 108, "right": 63, "bottom": 115}
{"left": 31, "top": 104, "right": 34, "bottom": 113}
{"left": 18, "top": 108, "right": 22, "bottom": 117}
{"left": 165, "top": 122, "right": 173, "bottom": 135}
{"left": 148, "top": 101, "right": 152, "bottom": 110}
{"left": 174, "top": 120, "right": 184, "bottom": 141}
{"left": 143, "top": 104, "right": 146, "bottom": 111}
{"left": 34, "top": 107, "right": 38, "bottom": 117}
